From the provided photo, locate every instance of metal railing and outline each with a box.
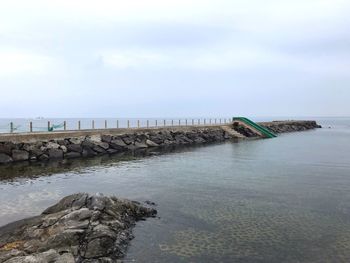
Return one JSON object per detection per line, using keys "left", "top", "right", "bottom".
{"left": 0, "top": 118, "right": 234, "bottom": 134}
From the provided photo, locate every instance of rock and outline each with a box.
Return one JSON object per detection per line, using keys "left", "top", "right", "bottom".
{"left": 69, "top": 137, "right": 84, "bottom": 145}
{"left": 101, "top": 135, "right": 113, "bottom": 143}
{"left": 111, "top": 138, "right": 127, "bottom": 147}
{"left": 0, "top": 142, "right": 16, "bottom": 155}
{"left": 0, "top": 153, "right": 12, "bottom": 164}
{"left": 11, "top": 150, "right": 29, "bottom": 161}
{"left": 122, "top": 136, "right": 134, "bottom": 145}
{"left": 193, "top": 137, "right": 206, "bottom": 143}
{"left": 29, "top": 148, "right": 44, "bottom": 157}
{"left": 96, "top": 142, "right": 109, "bottom": 150}
{"left": 146, "top": 139, "right": 159, "bottom": 147}
{"left": 260, "top": 121, "right": 321, "bottom": 133}
{"left": 60, "top": 145, "right": 68, "bottom": 153}
{"left": 87, "top": 135, "right": 102, "bottom": 143}
{"left": 82, "top": 147, "right": 97, "bottom": 157}
{"left": 65, "top": 152, "right": 81, "bottom": 159}
{"left": 3, "top": 249, "right": 75, "bottom": 263}
{"left": 57, "top": 139, "right": 68, "bottom": 146}
{"left": 0, "top": 193, "right": 157, "bottom": 262}
{"left": 46, "top": 142, "right": 60, "bottom": 149}
{"left": 134, "top": 141, "right": 148, "bottom": 149}
{"left": 67, "top": 144, "right": 83, "bottom": 153}
{"left": 38, "top": 154, "right": 49, "bottom": 161}
{"left": 48, "top": 149, "right": 64, "bottom": 159}
{"left": 91, "top": 145, "right": 106, "bottom": 154}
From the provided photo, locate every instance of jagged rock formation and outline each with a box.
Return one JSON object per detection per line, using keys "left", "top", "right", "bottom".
{"left": 260, "top": 121, "right": 322, "bottom": 133}
{"left": 0, "top": 193, "right": 157, "bottom": 262}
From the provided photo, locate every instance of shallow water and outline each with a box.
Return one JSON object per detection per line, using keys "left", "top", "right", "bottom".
{"left": 0, "top": 118, "right": 350, "bottom": 262}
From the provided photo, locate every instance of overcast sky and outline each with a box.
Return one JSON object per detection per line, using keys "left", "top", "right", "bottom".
{"left": 0, "top": 0, "right": 349, "bottom": 118}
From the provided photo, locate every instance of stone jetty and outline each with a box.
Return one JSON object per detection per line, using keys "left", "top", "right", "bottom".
{"left": 0, "top": 121, "right": 321, "bottom": 165}
{"left": 0, "top": 193, "right": 157, "bottom": 262}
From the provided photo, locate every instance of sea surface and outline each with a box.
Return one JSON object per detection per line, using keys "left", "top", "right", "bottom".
{"left": 0, "top": 117, "right": 350, "bottom": 262}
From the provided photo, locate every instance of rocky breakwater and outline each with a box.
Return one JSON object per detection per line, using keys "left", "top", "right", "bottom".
{"left": 260, "top": 120, "right": 322, "bottom": 133}
{"left": 0, "top": 193, "right": 157, "bottom": 262}
{"left": 0, "top": 128, "right": 232, "bottom": 164}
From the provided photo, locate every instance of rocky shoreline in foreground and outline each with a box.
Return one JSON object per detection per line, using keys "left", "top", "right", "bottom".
{"left": 0, "top": 193, "right": 157, "bottom": 263}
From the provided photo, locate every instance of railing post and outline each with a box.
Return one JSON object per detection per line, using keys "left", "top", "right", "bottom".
{"left": 192, "top": 119, "right": 194, "bottom": 125}
{"left": 127, "top": 120, "right": 130, "bottom": 128}
{"left": 10, "top": 122, "right": 14, "bottom": 133}
{"left": 92, "top": 120, "right": 95, "bottom": 129}
{"left": 30, "top": 122, "right": 33, "bottom": 132}
{"left": 137, "top": 120, "right": 140, "bottom": 128}
{"left": 147, "top": 120, "right": 149, "bottom": 128}
{"left": 64, "top": 121, "right": 66, "bottom": 131}
{"left": 198, "top": 119, "right": 200, "bottom": 125}
{"left": 171, "top": 120, "right": 174, "bottom": 126}
{"left": 178, "top": 119, "right": 180, "bottom": 126}
{"left": 155, "top": 120, "right": 158, "bottom": 127}
{"left": 163, "top": 120, "right": 166, "bottom": 127}
{"left": 78, "top": 120, "right": 81, "bottom": 130}
{"left": 105, "top": 120, "right": 107, "bottom": 129}
{"left": 116, "top": 120, "right": 119, "bottom": 129}
{"left": 215, "top": 119, "right": 217, "bottom": 124}
{"left": 48, "top": 121, "right": 51, "bottom": 131}
{"left": 186, "top": 119, "right": 188, "bottom": 126}
{"left": 219, "top": 118, "right": 221, "bottom": 124}
{"left": 204, "top": 119, "right": 206, "bottom": 125}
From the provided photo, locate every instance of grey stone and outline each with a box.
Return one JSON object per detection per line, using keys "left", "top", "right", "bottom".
{"left": 101, "top": 135, "right": 113, "bottom": 143}
{"left": 46, "top": 142, "right": 60, "bottom": 149}
{"left": 67, "top": 144, "right": 83, "bottom": 153}
{"left": 0, "top": 142, "right": 16, "bottom": 155}
{"left": 60, "top": 145, "right": 68, "bottom": 153}
{"left": 82, "top": 147, "right": 97, "bottom": 157}
{"left": 122, "top": 136, "right": 134, "bottom": 145}
{"left": 92, "top": 145, "right": 106, "bottom": 154}
{"left": 0, "top": 153, "right": 12, "bottom": 164}
{"left": 12, "top": 150, "right": 29, "bottom": 161}
{"left": 111, "top": 138, "right": 126, "bottom": 147}
{"left": 146, "top": 139, "right": 159, "bottom": 147}
{"left": 134, "top": 141, "right": 148, "bottom": 149}
{"left": 0, "top": 193, "right": 156, "bottom": 262}
{"left": 69, "top": 137, "right": 84, "bottom": 145}
{"left": 96, "top": 142, "right": 109, "bottom": 150}
{"left": 48, "top": 149, "right": 64, "bottom": 159}
{"left": 87, "top": 135, "right": 102, "bottom": 143}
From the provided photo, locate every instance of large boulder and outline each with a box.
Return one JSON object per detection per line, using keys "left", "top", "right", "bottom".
{"left": 0, "top": 142, "right": 16, "bottom": 155}
{"left": 67, "top": 144, "right": 83, "bottom": 153}
{"left": 0, "top": 193, "right": 156, "bottom": 262}
{"left": 146, "top": 139, "right": 159, "bottom": 147}
{"left": 0, "top": 153, "right": 12, "bottom": 164}
{"left": 11, "top": 150, "right": 29, "bottom": 162}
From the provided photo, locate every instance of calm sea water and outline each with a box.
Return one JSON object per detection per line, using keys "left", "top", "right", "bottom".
{"left": 0, "top": 118, "right": 349, "bottom": 262}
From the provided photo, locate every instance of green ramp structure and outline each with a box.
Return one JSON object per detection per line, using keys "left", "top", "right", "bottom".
{"left": 232, "top": 117, "right": 277, "bottom": 138}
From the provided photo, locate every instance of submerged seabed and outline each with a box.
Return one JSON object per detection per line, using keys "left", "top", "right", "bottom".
{"left": 0, "top": 118, "right": 350, "bottom": 262}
